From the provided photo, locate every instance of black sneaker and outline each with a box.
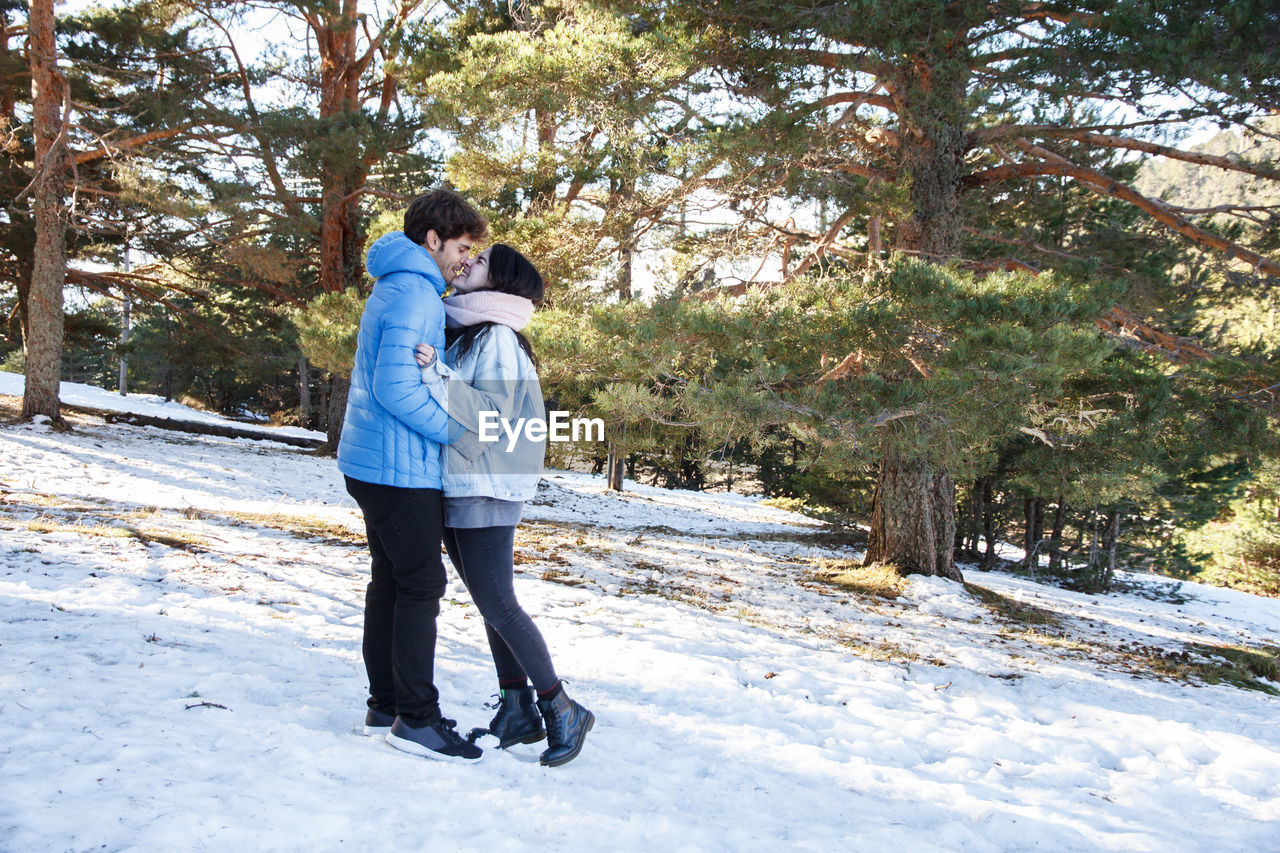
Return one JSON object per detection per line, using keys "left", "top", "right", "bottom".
{"left": 386, "top": 716, "right": 483, "bottom": 761}
{"left": 364, "top": 709, "right": 456, "bottom": 737}
{"left": 362, "top": 708, "right": 395, "bottom": 736}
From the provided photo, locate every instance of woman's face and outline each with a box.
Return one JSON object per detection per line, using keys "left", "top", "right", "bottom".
{"left": 452, "top": 247, "right": 492, "bottom": 294}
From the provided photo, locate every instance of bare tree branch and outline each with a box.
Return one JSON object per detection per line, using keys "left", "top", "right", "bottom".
{"left": 964, "top": 140, "right": 1280, "bottom": 276}
{"left": 970, "top": 126, "right": 1280, "bottom": 179}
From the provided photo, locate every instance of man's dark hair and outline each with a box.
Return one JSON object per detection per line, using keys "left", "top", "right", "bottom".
{"left": 403, "top": 187, "right": 489, "bottom": 245}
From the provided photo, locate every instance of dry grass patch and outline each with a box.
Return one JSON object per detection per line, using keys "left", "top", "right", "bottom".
{"left": 539, "top": 568, "right": 590, "bottom": 587}
{"left": 969, "top": 581, "right": 1280, "bottom": 694}
{"left": 17, "top": 515, "right": 213, "bottom": 551}
{"left": 21, "top": 517, "right": 135, "bottom": 539}
{"left": 0, "top": 490, "right": 113, "bottom": 514}
{"left": 1136, "top": 641, "right": 1280, "bottom": 695}
{"left": 840, "top": 636, "right": 922, "bottom": 664}
{"left": 129, "top": 527, "right": 213, "bottom": 550}
{"left": 1003, "top": 627, "right": 1095, "bottom": 655}
{"left": 515, "top": 548, "right": 566, "bottom": 566}
{"left": 808, "top": 559, "right": 909, "bottom": 600}
{"left": 620, "top": 578, "right": 721, "bottom": 610}
{"left": 224, "top": 510, "right": 364, "bottom": 546}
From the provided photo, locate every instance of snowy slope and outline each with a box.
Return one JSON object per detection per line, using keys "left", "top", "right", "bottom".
{"left": 1, "top": 375, "right": 1278, "bottom": 852}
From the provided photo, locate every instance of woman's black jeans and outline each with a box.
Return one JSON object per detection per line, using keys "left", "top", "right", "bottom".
{"left": 345, "top": 475, "right": 447, "bottom": 725}
{"left": 443, "top": 525, "right": 558, "bottom": 693}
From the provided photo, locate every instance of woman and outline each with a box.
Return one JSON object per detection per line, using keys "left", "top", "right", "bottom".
{"left": 414, "top": 243, "right": 594, "bottom": 768}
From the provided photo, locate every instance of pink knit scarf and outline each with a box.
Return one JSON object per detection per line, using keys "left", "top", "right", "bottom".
{"left": 441, "top": 291, "right": 535, "bottom": 331}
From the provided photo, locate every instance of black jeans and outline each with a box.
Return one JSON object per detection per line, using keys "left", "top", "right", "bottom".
{"left": 345, "top": 476, "right": 447, "bottom": 725}
{"left": 443, "top": 525, "right": 558, "bottom": 693}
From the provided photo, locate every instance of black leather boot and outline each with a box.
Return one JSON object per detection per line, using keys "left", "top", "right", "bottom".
{"left": 536, "top": 684, "right": 594, "bottom": 767}
{"left": 471, "top": 687, "right": 545, "bottom": 749}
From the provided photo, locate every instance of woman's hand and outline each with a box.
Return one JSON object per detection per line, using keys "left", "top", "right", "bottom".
{"left": 415, "top": 343, "right": 437, "bottom": 367}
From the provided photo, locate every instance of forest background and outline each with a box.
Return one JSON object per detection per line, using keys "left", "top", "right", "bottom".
{"left": 3, "top": 0, "right": 1279, "bottom": 595}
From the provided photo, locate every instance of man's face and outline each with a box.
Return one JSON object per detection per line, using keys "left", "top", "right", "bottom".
{"left": 423, "top": 230, "right": 475, "bottom": 283}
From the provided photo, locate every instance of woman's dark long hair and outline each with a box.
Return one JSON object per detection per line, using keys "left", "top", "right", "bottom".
{"left": 446, "top": 243, "right": 544, "bottom": 365}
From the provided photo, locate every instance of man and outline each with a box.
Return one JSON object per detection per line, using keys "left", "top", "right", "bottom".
{"left": 338, "top": 187, "right": 488, "bottom": 761}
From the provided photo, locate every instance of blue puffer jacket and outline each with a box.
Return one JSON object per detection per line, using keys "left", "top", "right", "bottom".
{"left": 337, "top": 231, "right": 459, "bottom": 488}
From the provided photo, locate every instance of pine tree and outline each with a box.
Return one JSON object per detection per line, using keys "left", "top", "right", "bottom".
{"left": 593, "top": 0, "right": 1280, "bottom": 578}
{"left": 4, "top": 0, "right": 234, "bottom": 419}
{"left": 21, "top": 0, "right": 66, "bottom": 422}
{"left": 204, "top": 0, "right": 446, "bottom": 447}
{"left": 409, "top": 1, "right": 703, "bottom": 301}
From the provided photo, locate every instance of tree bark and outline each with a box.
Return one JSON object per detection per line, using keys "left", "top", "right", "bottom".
{"left": 298, "top": 355, "right": 311, "bottom": 426}
{"left": 890, "top": 55, "right": 969, "bottom": 260}
{"left": 1048, "top": 498, "right": 1067, "bottom": 571}
{"left": 867, "top": 175, "right": 884, "bottom": 260}
{"left": 864, "top": 448, "right": 962, "bottom": 581}
{"left": 324, "top": 373, "right": 349, "bottom": 452}
{"left": 23, "top": 0, "right": 67, "bottom": 422}
{"left": 1103, "top": 509, "right": 1121, "bottom": 586}
{"left": 606, "top": 450, "right": 624, "bottom": 491}
{"left": 310, "top": 0, "right": 374, "bottom": 451}
{"left": 13, "top": 259, "right": 32, "bottom": 353}
{"left": 959, "top": 480, "right": 983, "bottom": 558}
{"left": 314, "top": 1, "right": 368, "bottom": 297}
{"left": 1023, "top": 497, "right": 1045, "bottom": 571}
{"left": 981, "top": 479, "right": 997, "bottom": 568}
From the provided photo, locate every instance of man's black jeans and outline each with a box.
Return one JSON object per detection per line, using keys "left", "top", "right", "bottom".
{"left": 345, "top": 476, "right": 447, "bottom": 725}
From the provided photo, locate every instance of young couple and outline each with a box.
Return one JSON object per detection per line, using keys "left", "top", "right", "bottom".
{"left": 337, "top": 188, "right": 593, "bottom": 766}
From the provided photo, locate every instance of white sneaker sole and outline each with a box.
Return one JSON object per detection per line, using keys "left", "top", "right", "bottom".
{"left": 385, "top": 731, "right": 483, "bottom": 762}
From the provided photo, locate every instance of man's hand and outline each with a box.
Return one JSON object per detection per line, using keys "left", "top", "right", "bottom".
{"left": 415, "top": 343, "right": 437, "bottom": 367}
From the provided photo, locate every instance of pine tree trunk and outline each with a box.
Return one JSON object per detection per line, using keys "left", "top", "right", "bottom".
{"left": 964, "top": 479, "right": 987, "bottom": 559}
{"left": 323, "top": 373, "right": 349, "bottom": 453}
{"left": 1048, "top": 498, "right": 1067, "bottom": 571}
{"left": 1103, "top": 509, "right": 1121, "bottom": 587}
{"left": 1023, "top": 497, "right": 1044, "bottom": 571}
{"left": 981, "top": 479, "right": 997, "bottom": 568}
{"left": 606, "top": 451, "right": 624, "bottom": 491}
{"left": 23, "top": 0, "right": 67, "bottom": 423}
{"left": 298, "top": 355, "right": 311, "bottom": 426}
{"left": 890, "top": 53, "right": 968, "bottom": 260}
{"left": 864, "top": 449, "right": 962, "bottom": 581}
{"left": 118, "top": 294, "right": 130, "bottom": 396}
{"left": 867, "top": 173, "right": 884, "bottom": 262}
{"left": 314, "top": 0, "right": 371, "bottom": 446}
{"left": 14, "top": 259, "right": 32, "bottom": 354}
{"left": 864, "top": 38, "right": 970, "bottom": 582}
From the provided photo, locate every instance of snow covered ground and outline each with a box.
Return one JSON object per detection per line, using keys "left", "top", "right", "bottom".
{"left": 2, "top": 373, "right": 1279, "bottom": 851}
{"left": 0, "top": 371, "right": 324, "bottom": 441}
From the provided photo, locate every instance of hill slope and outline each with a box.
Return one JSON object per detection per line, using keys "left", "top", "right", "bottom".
{"left": 2, "top": 389, "right": 1279, "bottom": 851}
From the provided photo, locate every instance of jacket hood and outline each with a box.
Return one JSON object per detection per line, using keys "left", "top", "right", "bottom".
{"left": 366, "top": 231, "right": 447, "bottom": 294}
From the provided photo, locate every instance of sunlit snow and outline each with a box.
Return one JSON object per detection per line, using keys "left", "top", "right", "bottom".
{"left": 2, "top": 371, "right": 1278, "bottom": 851}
